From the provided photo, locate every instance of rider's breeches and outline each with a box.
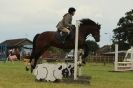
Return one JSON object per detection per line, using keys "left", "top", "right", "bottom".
{"left": 59, "top": 27, "right": 70, "bottom": 34}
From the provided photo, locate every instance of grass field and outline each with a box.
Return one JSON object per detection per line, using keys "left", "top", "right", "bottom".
{"left": 0, "top": 61, "right": 133, "bottom": 88}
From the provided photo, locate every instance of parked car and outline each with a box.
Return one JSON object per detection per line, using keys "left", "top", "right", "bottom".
{"left": 65, "top": 50, "right": 74, "bottom": 59}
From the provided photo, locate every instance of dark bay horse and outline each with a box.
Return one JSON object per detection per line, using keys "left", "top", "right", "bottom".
{"left": 26, "top": 19, "right": 101, "bottom": 72}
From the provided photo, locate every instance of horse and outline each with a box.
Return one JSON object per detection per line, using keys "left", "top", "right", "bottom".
{"left": 6, "top": 54, "right": 17, "bottom": 64}
{"left": 26, "top": 18, "right": 101, "bottom": 72}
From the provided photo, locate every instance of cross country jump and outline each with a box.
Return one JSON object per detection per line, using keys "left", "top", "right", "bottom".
{"left": 26, "top": 18, "right": 101, "bottom": 73}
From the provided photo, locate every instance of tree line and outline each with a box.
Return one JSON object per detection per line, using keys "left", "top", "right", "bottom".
{"left": 112, "top": 9, "right": 133, "bottom": 50}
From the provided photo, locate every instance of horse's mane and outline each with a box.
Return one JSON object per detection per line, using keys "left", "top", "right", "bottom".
{"left": 80, "top": 18, "right": 101, "bottom": 29}
{"left": 80, "top": 18, "right": 96, "bottom": 25}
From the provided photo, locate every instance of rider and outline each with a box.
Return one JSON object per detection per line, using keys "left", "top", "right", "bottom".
{"left": 56, "top": 7, "right": 76, "bottom": 42}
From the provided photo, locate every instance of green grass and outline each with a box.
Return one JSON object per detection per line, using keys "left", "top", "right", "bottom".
{"left": 0, "top": 61, "right": 133, "bottom": 88}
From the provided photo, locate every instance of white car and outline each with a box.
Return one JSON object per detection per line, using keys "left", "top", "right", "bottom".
{"left": 65, "top": 50, "right": 74, "bottom": 59}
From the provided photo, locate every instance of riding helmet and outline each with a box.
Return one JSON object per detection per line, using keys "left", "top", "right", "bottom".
{"left": 68, "top": 7, "right": 76, "bottom": 14}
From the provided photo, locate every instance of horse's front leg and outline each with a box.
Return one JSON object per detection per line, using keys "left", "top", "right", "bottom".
{"left": 82, "top": 43, "right": 89, "bottom": 64}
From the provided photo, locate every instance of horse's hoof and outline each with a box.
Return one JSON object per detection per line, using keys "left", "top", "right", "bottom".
{"left": 78, "top": 64, "right": 82, "bottom": 67}
{"left": 25, "top": 67, "right": 29, "bottom": 71}
{"left": 82, "top": 61, "right": 86, "bottom": 64}
{"left": 54, "top": 79, "right": 61, "bottom": 83}
{"left": 31, "top": 69, "right": 33, "bottom": 73}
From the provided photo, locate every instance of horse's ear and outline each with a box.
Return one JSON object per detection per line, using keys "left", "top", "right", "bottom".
{"left": 97, "top": 22, "right": 101, "bottom": 30}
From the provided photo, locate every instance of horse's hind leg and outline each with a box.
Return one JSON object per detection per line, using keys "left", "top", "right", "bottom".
{"left": 25, "top": 47, "right": 39, "bottom": 71}
{"left": 31, "top": 47, "right": 49, "bottom": 72}
{"left": 82, "top": 43, "right": 89, "bottom": 64}
{"left": 30, "top": 55, "right": 40, "bottom": 72}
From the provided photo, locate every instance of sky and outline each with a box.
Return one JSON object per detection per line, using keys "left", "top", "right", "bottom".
{"left": 0, "top": 0, "right": 133, "bottom": 47}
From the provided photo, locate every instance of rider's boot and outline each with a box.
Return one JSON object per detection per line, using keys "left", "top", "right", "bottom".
{"left": 62, "top": 32, "right": 69, "bottom": 44}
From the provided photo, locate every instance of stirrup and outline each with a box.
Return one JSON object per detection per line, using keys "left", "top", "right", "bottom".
{"left": 60, "top": 32, "right": 63, "bottom": 36}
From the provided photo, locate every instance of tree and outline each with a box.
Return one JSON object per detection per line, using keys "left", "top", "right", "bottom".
{"left": 112, "top": 9, "right": 133, "bottom": 50}
{"left": 47, "top": 47, "right": 70, "bottom": 55}
{"left": 86, "top": 40, "right": 99, "bottom": 55}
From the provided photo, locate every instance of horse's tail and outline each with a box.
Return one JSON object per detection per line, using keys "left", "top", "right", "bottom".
{"left": 30, "top": 34, "right": 40, "bottom": 60}
{"left": 32, "top": 34, "right": 40, "bottom": 51}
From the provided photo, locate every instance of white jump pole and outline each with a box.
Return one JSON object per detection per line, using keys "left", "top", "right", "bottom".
{"left": 131, "top": 46, "right": 133, "bottom": 70}
{"left": 74, "top": 20, "right": 81, "bottom": 80}
{"left": 131, "top": 46, "right": 133, "bottom": 61}
{"left": 114, "top": 44, "right": 118, "bottom": 71}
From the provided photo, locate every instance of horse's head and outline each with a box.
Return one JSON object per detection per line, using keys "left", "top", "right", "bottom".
{"left": 91, "top": 23, "right": 101, "bottom": 42}
{"left": 79, "top": 19, "right": 101, "bottom": 42}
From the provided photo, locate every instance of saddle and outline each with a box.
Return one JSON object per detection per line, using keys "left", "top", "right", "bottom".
{"left": 55, "top": 31, "right": 70, "bottom": 44}
{"left": 55, "top": 25, "right": 75, "bottom": 44}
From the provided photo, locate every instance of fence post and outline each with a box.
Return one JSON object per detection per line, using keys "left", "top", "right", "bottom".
{"left": 114, "top": 44, "right": 118, "bottom": 71}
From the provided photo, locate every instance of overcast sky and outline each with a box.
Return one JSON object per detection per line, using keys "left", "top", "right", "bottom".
{"left": 0, "top": 0, "right": 133, "bottom": 47}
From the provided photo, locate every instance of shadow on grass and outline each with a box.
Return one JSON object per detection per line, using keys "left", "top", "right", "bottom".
{"left": 35, "top": 76, "right": 91, "bottom": 85}
{"left": 61, "top": 76, "right": 91, "bottom": 85}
